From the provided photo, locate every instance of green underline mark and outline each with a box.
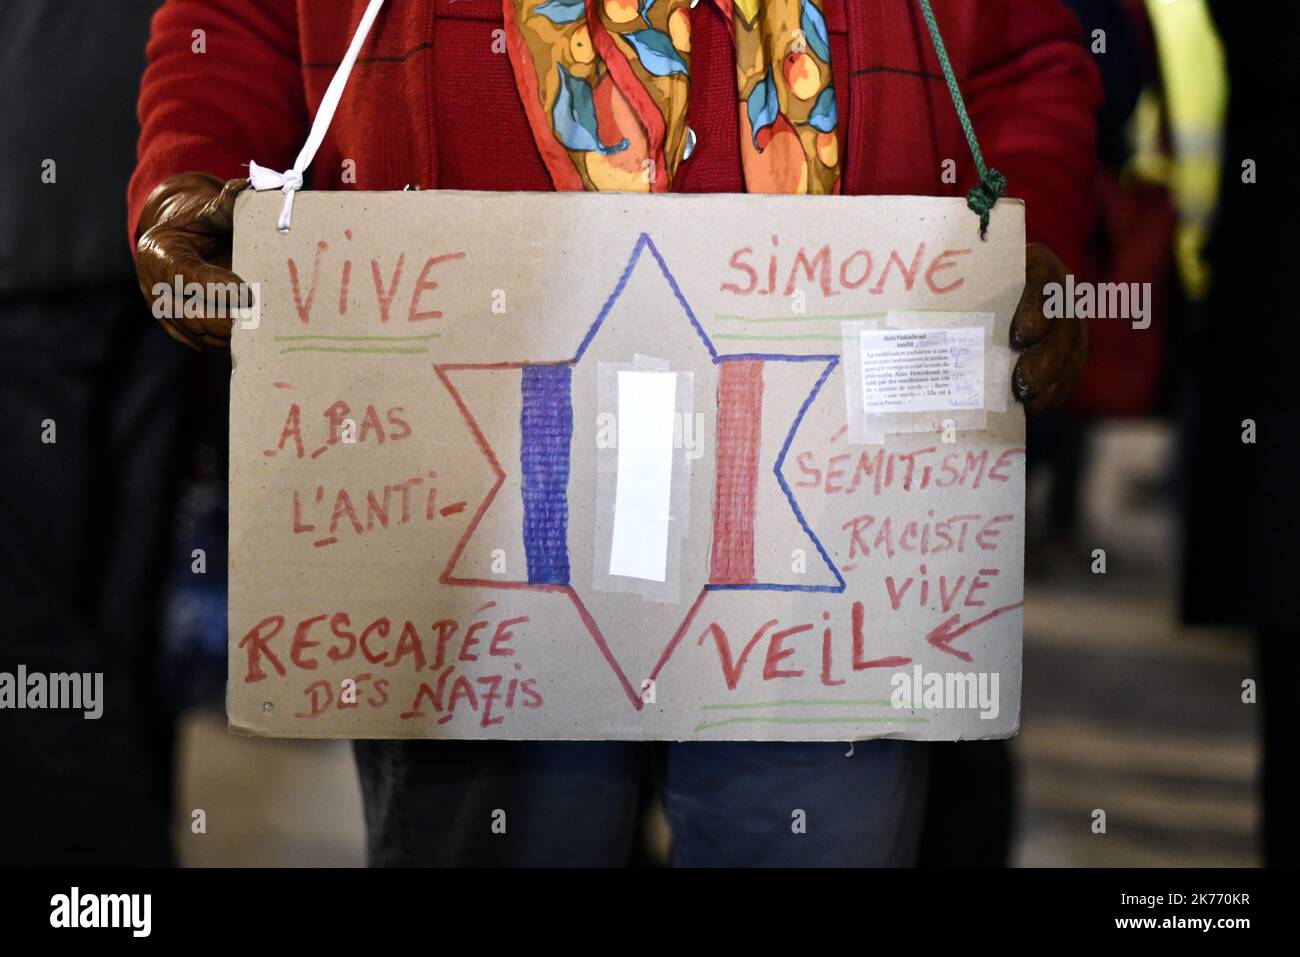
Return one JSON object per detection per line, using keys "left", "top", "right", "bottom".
{"left": 273, "top": 333, "right": 441, "bottom": 342}
{"left": 276, "top": 333, "right": 441, "bottom": 355}
{"left": 279, "top": 345, "right": 430, "bottom": 355}
{"left": 701, "top": 698, "right": 897, "bottom": 710}
{"left": 693, "top": 715, "right": 930, "bottom": 732}
{"left": 712, "top": 333, "right": 847, "bottom": 342}
{"left": 714, "top": 313, "right": 887, "bottom": 324}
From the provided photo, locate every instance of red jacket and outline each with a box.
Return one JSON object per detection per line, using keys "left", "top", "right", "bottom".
{"left": 130, "top": 0, "right": 1099, "bottom": 267}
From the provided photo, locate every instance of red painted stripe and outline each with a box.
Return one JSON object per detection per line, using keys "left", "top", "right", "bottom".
{"left": 710, "top": 360, "right": 764, "bottom": 584}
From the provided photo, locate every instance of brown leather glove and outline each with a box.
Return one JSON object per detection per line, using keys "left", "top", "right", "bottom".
{"left": 1011, "top": 243, "right": 1087, "bottom": 415}
{"left": 135, "top": 172, "right": 250, "bottom": 350}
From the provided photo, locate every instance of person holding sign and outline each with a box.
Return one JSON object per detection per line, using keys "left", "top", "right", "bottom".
{"left": 131, "top": 0, "right": 1098, "bottom": 865}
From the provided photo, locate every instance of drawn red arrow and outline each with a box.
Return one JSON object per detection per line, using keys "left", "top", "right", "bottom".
{"left": 925, "top": 600, "right": 1025, "bottom": 662}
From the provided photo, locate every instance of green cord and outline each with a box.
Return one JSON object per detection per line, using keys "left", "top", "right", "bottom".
{"left": 917, "top": 0, "right": 1007, "bottom": 238}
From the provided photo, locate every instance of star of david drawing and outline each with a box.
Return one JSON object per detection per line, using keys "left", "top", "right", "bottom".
{"left": 435, "top": 234, "right": 845, "bottom": 710}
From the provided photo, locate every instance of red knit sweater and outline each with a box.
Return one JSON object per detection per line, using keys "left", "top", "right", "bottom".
{"left": 130, "top": 0, "right": 1099, "bottom": 267}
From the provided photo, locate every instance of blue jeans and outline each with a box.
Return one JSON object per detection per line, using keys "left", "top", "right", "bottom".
{"left": 353, "top": 739, "right": 929, "bottom": 867}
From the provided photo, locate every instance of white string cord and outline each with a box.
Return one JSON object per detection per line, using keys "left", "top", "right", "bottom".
{"left": 249, "top": 0, "right": 387, "bottom": 231}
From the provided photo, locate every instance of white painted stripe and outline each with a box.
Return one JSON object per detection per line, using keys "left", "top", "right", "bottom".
{"left": 609, "top": 371, "right": 678, "bottom": 582}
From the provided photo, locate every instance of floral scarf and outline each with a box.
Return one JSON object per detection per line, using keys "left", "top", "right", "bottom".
{"left": 502, "top": 0, "right": 841, "bottom": 194}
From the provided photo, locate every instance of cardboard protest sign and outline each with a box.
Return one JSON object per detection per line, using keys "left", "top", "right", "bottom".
{"left": 229, "top": 191, "right": 1025, "bottom": 740}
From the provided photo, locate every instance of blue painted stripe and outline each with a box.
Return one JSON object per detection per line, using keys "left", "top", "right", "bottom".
{"left": 521, "top": 365, "right": 573, "bottom": 585}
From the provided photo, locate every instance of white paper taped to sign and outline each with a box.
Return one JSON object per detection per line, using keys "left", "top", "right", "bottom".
{"left": 841, "top": 310, "right": 1006, "bottom": 445}
{"left": 609, "top": 370, "right": 678, "bottom": 582}
{"left": 859, "top": 327, "right": 985, "bottom": 414}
